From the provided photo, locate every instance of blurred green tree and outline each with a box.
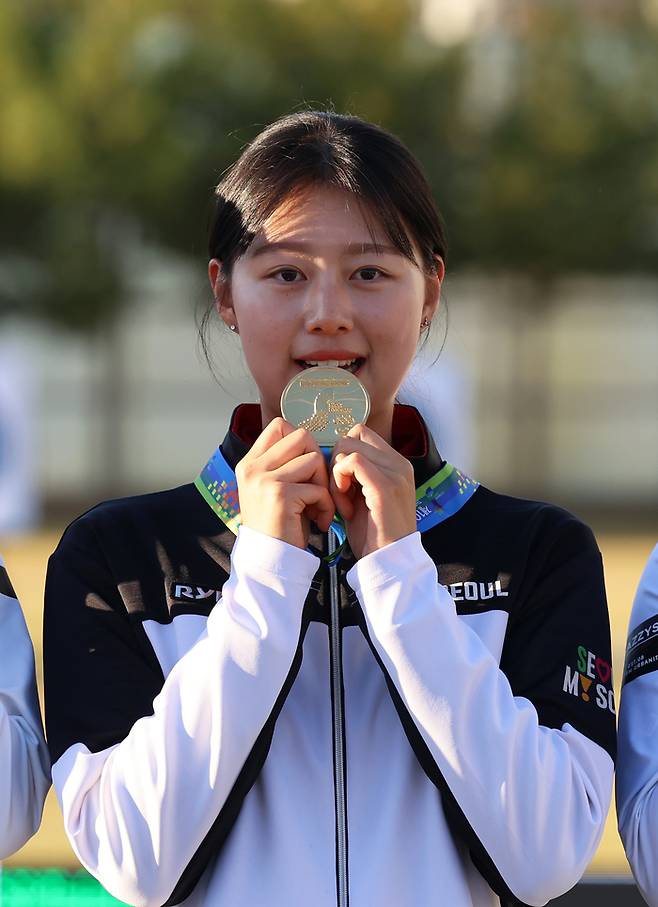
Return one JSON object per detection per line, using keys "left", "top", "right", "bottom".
{"left": 0, "top": 0, "right": 463, "bottom": 329}
{"left": 451, "top": 2, "right": 658, "bottom": 276}
{"left": 0, "top": 0, "right": 656, "bottom": 333}
{"left": 440, "top": 2, "right": 658, "bottom": 484}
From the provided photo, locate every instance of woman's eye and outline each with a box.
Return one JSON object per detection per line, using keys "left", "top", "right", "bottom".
{"left": 273, "top": 268, "right": 304, "bottom": 283}
{"left": 354, "top": 267, "right": 383, "bottom": 281}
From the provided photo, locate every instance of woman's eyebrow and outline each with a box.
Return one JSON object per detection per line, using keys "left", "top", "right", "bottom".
{"left": 248, "top": 240, "right": 308, "bottom": 258}
{"left": 248, "top": 239, "right": 402, "bottom": 258}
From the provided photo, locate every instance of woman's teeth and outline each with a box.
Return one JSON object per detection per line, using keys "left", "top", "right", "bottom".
{"left": 302, "top": 358, "right": 361, "bottom": 372}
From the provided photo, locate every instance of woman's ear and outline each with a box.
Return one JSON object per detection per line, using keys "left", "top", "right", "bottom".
{"left": 422, "top": 255, "right": 445, "bottom": 323}
{"left": 208, "top": 258, "right": 224, "bottom": 303}
{"left": 208, "top": 258, "right": 238, "bottom": 333}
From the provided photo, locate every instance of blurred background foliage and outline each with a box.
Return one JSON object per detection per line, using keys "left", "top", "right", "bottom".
{"left": 0, "top": 0, "right": 657, "bottom": 331}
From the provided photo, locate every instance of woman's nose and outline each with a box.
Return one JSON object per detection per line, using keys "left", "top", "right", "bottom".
{"left": 304, "top": 277, "right": 354, "bottom": 333}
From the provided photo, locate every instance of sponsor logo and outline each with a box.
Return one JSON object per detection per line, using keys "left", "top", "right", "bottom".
{"left": 627, "top": 618, "right": 658, "bottom": 656}
{"left": 439, "top": 564, "right": 512, "bottom": 605}
{"left": 170, "top": 583, "right": 220, "bottom": 604}
{"left": 440, "top": 564, "right": 511, "bottom": 606}
{"left": 623, "top": 612, "right": 658, "bottom": 686}
{"left": 563, "top": 645, "right": 614, "bottom": 714}
{"left": 448, "top": 579, "right": 509, "bottom": 603}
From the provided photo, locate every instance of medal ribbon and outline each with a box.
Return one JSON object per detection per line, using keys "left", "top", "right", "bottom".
{"left": 195, "top": 446, "right": 479, "bottom": 563}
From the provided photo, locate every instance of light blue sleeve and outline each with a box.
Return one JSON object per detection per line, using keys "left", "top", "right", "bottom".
{"left": 0, "top": 553, "right": 50, "bottom": 858}
{"left": 617, "top": 543, "right": 658, "bottom": 906}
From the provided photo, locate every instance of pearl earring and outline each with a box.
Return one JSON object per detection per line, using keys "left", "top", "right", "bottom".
{"left": 229, "top": 324, "right": 237, "bottom": 333}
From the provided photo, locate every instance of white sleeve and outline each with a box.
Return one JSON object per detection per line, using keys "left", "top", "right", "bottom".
{"left": 50, "top": 526, "right": 319, "bottom": 907}
{"left": 617, "top": 542, "right": 658, "bottom": 907}
{"left": 0, "top": 554, "right": 50, "bottom": 858}
{"left": 347, "top": 531, "right": 614, "bottom": 907}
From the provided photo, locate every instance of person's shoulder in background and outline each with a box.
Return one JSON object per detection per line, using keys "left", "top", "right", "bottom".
{"left": 617, "top": 543, "right": 658, "bottom": 907}
{"left": 0, "top": 553, "right": 50, "bottom": 858}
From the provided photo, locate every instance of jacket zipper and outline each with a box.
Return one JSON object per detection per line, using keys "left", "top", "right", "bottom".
{"left": 328, "top": 529, "right": 349, "bottom": 907}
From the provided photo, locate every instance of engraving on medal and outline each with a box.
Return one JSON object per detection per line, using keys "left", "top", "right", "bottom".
{"left": 280, "top": 366, "right": 370, "bottom": 447}
{"left": 299, "top": 377, "right": 351, "bottom": 388}
{"left": 298, "top": 395, "right": 355, "bottom": 435}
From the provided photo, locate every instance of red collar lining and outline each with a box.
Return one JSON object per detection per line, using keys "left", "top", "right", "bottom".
{"left": 229, "top": 403, "right": 428, "bottom": 459}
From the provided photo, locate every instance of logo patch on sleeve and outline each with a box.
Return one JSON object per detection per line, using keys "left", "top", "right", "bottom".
{"left": 623, "top": 614, "right": 658, "bottom": 686}
{"left": 169, "top": 582, "right": 221, "bottom": 605}
{"left": 439, "top": 563, "right": 512, "bottom": 609}
{"left": 563, "top": 645, "right": 615, "bottom": 714}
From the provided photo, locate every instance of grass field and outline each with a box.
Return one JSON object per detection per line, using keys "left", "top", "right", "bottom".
{"left": 0, "top": 528, "right": 655, "bottom": 875}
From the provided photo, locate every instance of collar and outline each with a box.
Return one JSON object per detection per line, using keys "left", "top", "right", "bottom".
{"left": 198, "top": 403, "right": 478, "bottom": 547}
{"left": 219, "top": 402, "right": 444, "bottom": 487}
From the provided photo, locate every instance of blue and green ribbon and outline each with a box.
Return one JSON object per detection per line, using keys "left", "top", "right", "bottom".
{"left": 195, "top": 446, "right": 478, "bottom": 565}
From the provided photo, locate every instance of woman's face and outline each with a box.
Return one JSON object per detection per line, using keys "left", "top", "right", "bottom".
{"left": 209, "top": 186, "right": 443, "bottom": 442}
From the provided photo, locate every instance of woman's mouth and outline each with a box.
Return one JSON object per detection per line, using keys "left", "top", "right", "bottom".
{"left": 295, "top": 357, "right": 365, "bottom": 375}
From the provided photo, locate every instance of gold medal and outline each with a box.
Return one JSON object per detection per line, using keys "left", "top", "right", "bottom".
{"left": 280, "top": 366, "right": 371, "bottom": 447}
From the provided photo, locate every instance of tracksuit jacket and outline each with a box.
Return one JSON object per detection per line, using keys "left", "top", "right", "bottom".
{"left": 617, "top": 542, "right": 658, "bottom": 906}
{"left": 43, "top": 404, "right": 616, "bottom": 907}
{"left": 0, "top": 554, "right": 50, "bottom": 857}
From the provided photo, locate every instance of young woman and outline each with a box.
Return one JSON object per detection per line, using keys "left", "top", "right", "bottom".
{"left": 0, "top": 553, "right": 49, "bottom": 857}
{"left": 44, "top": 111, "right": 615, "bottom": 907}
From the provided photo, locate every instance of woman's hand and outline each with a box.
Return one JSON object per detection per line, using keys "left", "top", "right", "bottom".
{"left": 329, "top": 424, "right": 417, "bottom": 559}
{"left": 236, "top": 418, "right": 335, "bottom": 550}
